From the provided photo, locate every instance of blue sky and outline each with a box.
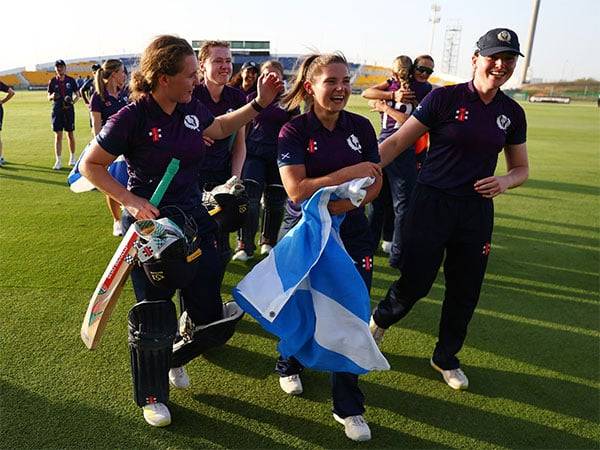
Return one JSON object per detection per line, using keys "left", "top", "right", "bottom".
{"left": 3, "top": 0, "right": 598, "bottom": 82}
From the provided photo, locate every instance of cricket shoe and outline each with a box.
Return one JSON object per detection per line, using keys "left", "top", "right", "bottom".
{"left": 168, "top": 366, "right": 190, "bottom": 389}
{"left": 232, "top": 249, "right": 252, "bottom": 261}
{"left": 68, "top": 154, "right": 77, "bottom": 166}
{"left": 0, "top": 157, "right": 5, "bottom": 166}
{"left": 52, "top": 160, "right": 62, "bottom": 170}
{"left": 333, "top": 413, "right": 371, "bottom": 442}
{"left": 430, "top": 358, "right": 469, "bottom": 390}
{"left": 369, "top": 316, "right": 386, "bottom": 347}
{"left": 381, "top": 240, "right": 392, "bottom": 254}
{"left": 260, "top": 244, "right": 273, "bottom": 255}
{"left": 142, "top": 402, "right": 171, "bottom": 427}
{"left": 112, "top": 220, "right": 123, "bottom": 237}
{"left": 279, "top": 374, "right": 303, "bottom": 395}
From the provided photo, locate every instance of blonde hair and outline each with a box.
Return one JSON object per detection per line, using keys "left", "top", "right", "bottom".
{"left": 391, "top": 55, "right": 413, "bottom": 84}
{"left": 129, "top": 35, "right": 195, "bottom": 101}
{"left": 94, "top": 59, "right": 123, "bottom": 102}
{"left": 281, "top": 53, "right": 348, "bottom": 111}
{"left": 261, "top": 60, "right": 284, "bottom": 77}
{"left": 198, "top": 40, "right": 230, "bottom": 65}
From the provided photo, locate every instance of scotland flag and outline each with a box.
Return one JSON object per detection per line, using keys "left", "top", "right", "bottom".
{"left": 67, "top": 140, "right": 128, "bottom": 192}
{"left": 233, "top": 178, "right": 390, "bottom": 375}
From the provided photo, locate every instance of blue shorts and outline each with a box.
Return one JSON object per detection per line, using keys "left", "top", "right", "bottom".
{"left": 51, "top": 107, "right": 75, "bottom": 132}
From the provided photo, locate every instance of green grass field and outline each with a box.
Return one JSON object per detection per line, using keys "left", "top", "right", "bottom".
{"left": 1, "top": 92, "right": 598, "bottom": 449}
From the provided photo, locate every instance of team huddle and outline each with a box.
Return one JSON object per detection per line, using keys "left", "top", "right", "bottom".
{"left": 2, "top": 27, "right": 529, "bottom": 442}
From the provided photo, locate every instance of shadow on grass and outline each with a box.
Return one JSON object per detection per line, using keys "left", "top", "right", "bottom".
{"left": 362, "top": 372, "right": 598, "bottom": 449}
{"left": 496, "top": 212, "right": 599, "bottom": 233}
{"left": 385, "top": 354, "right": 598, "bottom": 423}
{"left": 202, "top": 344, "right": 274, "bottom": 380}
{"left": 235, "top": 316, "right": 277, "bottom": 341}
{"left": 0, "top": 171, "right": 68, "bottom": 187}
{"left": 0, "top": 379, "right": 157, "bottom": 448}
{"left": 192, "top": 393, "right": 442, "bottom": 448}
{"left": 524, "top": 178, "right": 598, "bottom": 196}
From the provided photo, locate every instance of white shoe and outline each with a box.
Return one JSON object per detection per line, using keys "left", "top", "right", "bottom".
{"left": 112, "top": 220, "right": 123, "bottom": 237}
{"left": 168, "top": 366, "right": 190, "bottom": 389}
{"left": 260, "top": 244, "right": 273, "bottom": 255}
{"left": 142, "top": 402, "right": 171, "bottom": 427}
{"left": 68, "top": 154, "right": 77, "bottom": 166}
{"left": 369, "top": 316, "right": 386, "bottom": 347}
{"left": 0, "top": 157, "right": 5, "bottom": 166}
{"left": 52, "top": 160, "right": 62, "bottom": 170}
{"left": 333, "top": 413, "right": 371, "bottom": 441}
{"left": 231, "top": 249, "right": 252, "bottom": 261}
{"left": 430, "top": 359, "right": 469, "bottom": 390}
{"left": 279, "top": 374, "right": 303, "bottom": 395}
{"left": 381, "top": 240, "right": 392, "bottom": 254}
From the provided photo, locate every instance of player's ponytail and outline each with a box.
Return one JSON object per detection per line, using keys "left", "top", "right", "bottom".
{"left": 94, "top": 59, "right": 123, "bottom": 102}
{"left": 129, "top": 35, "right": 195, "bottom": 102}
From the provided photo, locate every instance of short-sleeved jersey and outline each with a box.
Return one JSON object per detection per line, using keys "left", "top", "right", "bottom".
{"left": 48, "top": 76, "right": 78, "bottom": 111}
{"left": 247, "top": 93, "right": 299, "bottom": 152}
{"left": 96, "top": 94, "right": 215, "bottom": 213}
{"left": 0, "top": 82, "right": 10, "bottom": 93}
{"left": 89, "top": 90, "right": 129, "bottom": 126}
{"left": 413, "top": 80, "right": 527, "bottom": 196}
{"left": 192, "top": 83, "right": 246, "bottom": 172}
{"left": 379, "top": 79, "right": 433, "bottom": 140}
{"left": 278, "top": 109, "right": 379, "bottom": 217}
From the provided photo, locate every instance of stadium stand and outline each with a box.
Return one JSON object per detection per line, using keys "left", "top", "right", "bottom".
{"left": 0, "top": 74, "right": 20, "bottom": 87}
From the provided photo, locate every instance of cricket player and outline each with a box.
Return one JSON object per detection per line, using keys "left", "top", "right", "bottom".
{"left": 0, "top": 80, "right": 15, "bottom": 166}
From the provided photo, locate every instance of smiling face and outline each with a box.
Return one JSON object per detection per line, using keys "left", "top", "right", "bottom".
{"left": 413, "top": 58, "right": 434, "bottom": 83}
{"left": 241, "top": 67, "right": 258, "bottom": 86}
{"left": 201, "top": 46, "right": 233, "bottom": 86}
{"left": 110, "top": 65, "right": 127, "bottom": 90}
{"left": 160, "top": 54, "right": 199, "bottom": 104}
{"left": 472, "top": 51, "right": 517, "bottom": 91}
{"left": 305, "top": 63, "right": 351, "bottom": 114}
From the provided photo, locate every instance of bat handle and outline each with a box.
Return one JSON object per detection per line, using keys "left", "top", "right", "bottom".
{"left": 149, "top": 158, "right": 180, "bottom": 207}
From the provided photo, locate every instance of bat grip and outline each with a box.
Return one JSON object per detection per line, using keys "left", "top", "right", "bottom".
{"left": 149, "top": 158, "right": 180, "bottom": 207}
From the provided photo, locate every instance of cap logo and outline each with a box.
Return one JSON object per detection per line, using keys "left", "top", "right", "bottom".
{"left": 497, "top": 30, "right": 512, "bottom": 42}
{"left": 184, "top": 114, "right": 200, "bottom": 131}
{"left": 347, "top": 134, "right": 362, "bottom": 153}
{"left": 497, "top": 114, "right": 511, "bottom": 131}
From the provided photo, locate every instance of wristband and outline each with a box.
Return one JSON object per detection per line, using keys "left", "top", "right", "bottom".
{"left": 251, "top": 99, "right": 264, "bottom": 113}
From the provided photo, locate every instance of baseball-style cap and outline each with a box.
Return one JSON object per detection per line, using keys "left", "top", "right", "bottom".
{"left": 55, "top": 59, "right": 66, "bottom": 67}
{"left": 476, "top": 28, "right": 524, "bottom": 57}
{"left": 241, "top": 61, "right": 258, "bottom": 71}
{"left": 91, "top": 63, "right": 101, "bottom": 71}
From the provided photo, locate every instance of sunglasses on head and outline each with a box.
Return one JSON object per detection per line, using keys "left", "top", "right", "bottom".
{"left": 415, "top": 66, "right": 433, "bottom": 75}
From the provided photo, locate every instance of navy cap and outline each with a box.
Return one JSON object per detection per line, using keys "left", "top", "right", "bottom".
{"left": 476, "top": 28, "right": 524, "bottom": 57}
{"left": 55, "top": 59, "right": 66, "bottom": 67}
{"left": 241, "top": 61, "right": 258, "bottom": 71}
{"left": 91, "top": 63, "right": 101, "bottom": 71}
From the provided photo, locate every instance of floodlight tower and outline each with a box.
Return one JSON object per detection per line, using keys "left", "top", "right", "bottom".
{"left": 441, "top": 21, "right": 462, "bottom": 75}
{"left": 429, "top": 3, "right": 442, "bottom": 55}
{"left": 520, "top": 0, "right": 541, "bottom": 85}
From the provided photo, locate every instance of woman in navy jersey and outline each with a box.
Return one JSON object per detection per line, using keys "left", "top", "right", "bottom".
{"left": 48, "top": 60, "right": 80, "bottom": 170}
{"left": 233, "top": 60, "right": 298, "bottom": 261}
{"left": 80, "top": 35, "right": 282, "bottom": 428}
{"left": 0, "top": 80, "right": 15, "bottom": 166}
{"left": 370, "top": 28, "right": 529, "bottom": 391}
{"left": 193, "top": 40, "right": 247, "bottom": 269}
{"left": 362, "top": 55, "right": 433, "bottom": 268}
{"left": 228, "top": 61, "right": 259, "bottom": 96}
{"left": 276, "top": 53, "right": 382, "bottom": 442}
{"left": 89, "top": 59, "right": 129, "bottom": 236}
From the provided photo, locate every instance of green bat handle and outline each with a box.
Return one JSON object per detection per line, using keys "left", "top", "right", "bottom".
{"left": 149, "top": 158, "right": 180, "bottom": 207}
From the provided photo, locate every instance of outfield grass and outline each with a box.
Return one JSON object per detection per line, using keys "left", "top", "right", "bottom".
{"left": 0, "top": 92, "right": 598, "bottom": 449}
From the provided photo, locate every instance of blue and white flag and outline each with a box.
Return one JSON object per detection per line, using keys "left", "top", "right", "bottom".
{"left": 67, "top": 140, "right": 128, "bottom": 192}
{"left": 233, "top": 178, "right": 390, "bottom": 375}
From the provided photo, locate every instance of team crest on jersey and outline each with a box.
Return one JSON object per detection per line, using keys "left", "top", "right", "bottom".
{"left": 496, "top": 114, "right": 511, "bottom": 131}
{"left": 148, "top": 127, "right": 162, "bottom": 142}
{"left": 307, "top": 138, "right": 318, "bottom": 154}
{"left": 184, "top": 114, "right": 200, "bottom": 131}
{"left": 347, "top": 134, "right": 362, "bottom": 153}
{"left": 455, "top": 107, "right": 469, "bottom": 121}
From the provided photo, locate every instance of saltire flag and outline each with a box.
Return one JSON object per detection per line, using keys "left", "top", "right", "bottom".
{"left": 233, "top": 177, "right": 390, "bottom": 375}
{"left": 67, "top": 140, "right": 129, "bottom": 192}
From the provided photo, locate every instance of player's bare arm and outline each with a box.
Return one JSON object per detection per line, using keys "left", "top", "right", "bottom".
{"left": 379, "top": 115, "right": 429, "bottom": 167}
{"left": 474, "top": 143, "right": 529, "bottom": 198}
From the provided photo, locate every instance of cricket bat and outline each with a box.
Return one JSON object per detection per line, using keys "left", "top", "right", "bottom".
{"left": 80, "top": 158, "right": 180, "bottom": 349}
